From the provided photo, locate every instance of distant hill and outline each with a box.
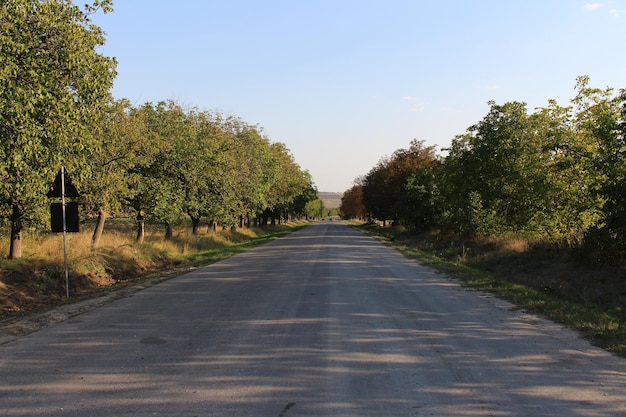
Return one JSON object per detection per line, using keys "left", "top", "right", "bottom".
{"left": 319, "top": 191, "right": 343, "bottom": 209}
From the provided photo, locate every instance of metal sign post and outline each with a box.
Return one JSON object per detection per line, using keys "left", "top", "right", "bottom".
{"left": 48, "top": 167, "right": 80, "bottom": 299}
{"left": 60, "top": 168, "right": 70, "bottom": 299}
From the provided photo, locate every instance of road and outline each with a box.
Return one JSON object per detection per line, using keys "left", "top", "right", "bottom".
{"left": 1, "top": 221, "right": 625, "bottom": 416}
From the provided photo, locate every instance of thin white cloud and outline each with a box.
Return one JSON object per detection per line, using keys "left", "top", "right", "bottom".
{"left": 585, "top": 3, "right": 605, "bottom": 11}
{"left": 410, "top": 102, "right": 426, "bottom": 112}
{"left": 584, "top": 3, "right": 622, "bottom": 17}
{"left": 401, "top": 95, "right": 427, "bottom": 112}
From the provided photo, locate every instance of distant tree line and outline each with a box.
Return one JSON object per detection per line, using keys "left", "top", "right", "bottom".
{"left": 0, "top": 0, "right": 317, "bottom": 258}
{"left": 341, "top": 76, "right": 626, "bottom": 262}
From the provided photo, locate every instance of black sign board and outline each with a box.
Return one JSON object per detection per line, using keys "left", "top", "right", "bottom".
{"left": 47, "top": 168, "right": 80, "bottom": 198}
{"left": 50, "top": 202, "right": 80, "bottom": 233}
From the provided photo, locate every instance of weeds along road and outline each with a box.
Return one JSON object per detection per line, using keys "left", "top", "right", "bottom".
{"left": 1, "top": 221, "right": 626, "bottom": 417}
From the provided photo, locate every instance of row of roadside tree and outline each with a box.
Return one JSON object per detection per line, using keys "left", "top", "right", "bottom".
{"left": 341, "top": 76, "right": 626, "bottom": 263}
{"left": 0, "top": 0, "right": 317, "bottom": 259}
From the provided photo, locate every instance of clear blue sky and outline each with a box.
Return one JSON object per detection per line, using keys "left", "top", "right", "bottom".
{"left": 92, "top": 1, "right": 626, "bottom": 192}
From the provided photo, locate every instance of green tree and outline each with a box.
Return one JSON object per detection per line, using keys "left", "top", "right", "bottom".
{"left": 182, "top": 109, "right": 239, "bottom": 233}
{"left": 83, "top": 99, "right": 155, "bottom": 247}
{"left": 403, "top": 160, "right": 440, "bottom": 231}
{"left": 572, "top": 76, "right": 626, "bottom": 256}
{"left": 528, "top": 98, "right": 600, "bottom": 243}
{"left": 0, "top": 0, "right": 116, "bottom": 258}
{"left": 261, "top": 143, "right": 312, "bottom": 224}
{"left": 131, "top": 101, "right": 185, "bottom": 239}
{"left": 389, "top": 140, "right": 437, "bottom": 227}
{"left": 289, "top": 176, "right": 318, "bottom": 219}
{"left": 304, "top": 198, "right": 324, "bottom": 219}
{"left": 223, "top": 118, "right": 278, "bottom": 228}
{"left": 440, "top": 102, "right": 548, "bottom": 235}
{"left": 362, "top": 139, "right": 436, "bottom": 226}
{"left": 361, "top": 156, "right": 394, "bottom": 225}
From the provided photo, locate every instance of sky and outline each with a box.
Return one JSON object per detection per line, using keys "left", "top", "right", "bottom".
{"left": 91, "top": 1, "right": 626, "bottom": 192}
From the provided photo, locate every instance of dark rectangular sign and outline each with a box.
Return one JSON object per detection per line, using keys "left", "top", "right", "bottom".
{"left": 50, "top": 202, "right": 80, "bottom": 233}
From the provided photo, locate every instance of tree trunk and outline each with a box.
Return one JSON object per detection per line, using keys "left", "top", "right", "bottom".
{"left": 91, "top": 208, "right": 106, "bottom": 247}
{"left": 165, "top": 221, "right": 173, "bottom": 240}
{"left": 9, "top": 204, "right": 22, "bottom": 259}
{"left": 136, "top": 211, "right": 145, "bottom": 244}
{"left": 191, "top": 216, "right": 200, "bottom": 235}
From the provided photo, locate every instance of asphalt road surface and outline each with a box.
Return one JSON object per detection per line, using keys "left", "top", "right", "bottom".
{"left": 1, "top": 221, "right": 626, "bottom": 417}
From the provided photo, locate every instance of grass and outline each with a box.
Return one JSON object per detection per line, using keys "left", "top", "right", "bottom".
{"left": 0, "top": 219, "right": 310, "bottom": 318}
{"left": 353, "top": 222, "right": 626, "bottom": 356}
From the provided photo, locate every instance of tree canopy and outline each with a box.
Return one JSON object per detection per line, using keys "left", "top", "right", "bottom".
{"left": 0, "top": 0, "right": 317, "bottom": 258}
{"left": 0, "top": 0, "right": 116, "bottom": 258}
{"left": 346, "top": 77, "right": 626, "bottom": 262}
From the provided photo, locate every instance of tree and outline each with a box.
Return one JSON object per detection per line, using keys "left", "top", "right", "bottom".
{"left": 340, "top": 180, "right": 366, "bottom": 220}
{"left": 0, "top": 0, "right": 116, "bottom": 258}
{"left": 223, "top": 118, "right": 277, "bottom": 228}
{"left": 528, "top": 98, "right": 597, "bottom": 243}
{"left": 261, "top": 143, "right": 312, "bottom": 224}
{"left": 572, "top": 76, "right": 626, "bottom": 256}
{"left": 403, "top": 160, "right": 440, "bottom": 230}
{"left": 361, "top": 156, "right": 394, "bottom": 225}
{"left": 289, "top": 177, "right": 318, "bottom": 219}
{"left": 83, "top": 99, "right": 155, "bottom": 247}
{"left": 387, "top": 140, "right": 437, "bottom": 227}
{"left": 181, "top": 109, "right": 239, "bottom": 233}
{"left": 131, "top": 101, "right": 185, "bottom": 240}
{"left": 304, "top": 198, "right": 324, "bottom": 220}
{"left": 362, "top": 139, "right": 436, "bottom": 226}
{"left": 440, "top": 101, "right": 549, "bottom": 235}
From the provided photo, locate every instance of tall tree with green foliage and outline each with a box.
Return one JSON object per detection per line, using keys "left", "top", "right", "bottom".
{"left": 572, "top": 76, "right": 626, "bottom": 256}
{"left": 362, "top": 139, "right": 436, "bottom": 226}
{"left": 440, "top": 101, "right": 549, "bottom": 235}
{"left": 304, "top": 198, "right": 324, "bottom": 219}
{"left": 289, "top": 175, "right": 318, "bottom": 219}
{"left": 403, "top": 160, "right": 440, "bottom": 230}
{"left": 527, "top": 98, "right": 596, "bottom": 243}
{"left": 388, "top": 140, "right": 437, "bottom": 227}
{"left": 261, "top": 142, "right": 312, "bottom": 224}
{"left": 0, "top": 0, "right": 116, "bottom": 258}
{"left": 131, "top": 101, "right": 185, "bottom": 240}
{"left": 221, "top": 117, "right": 278, "bottom": 228}
{"left": 84, "top": 99, "right": 155, "bottom": 247}
{"left": 187, "top": 110, "right": 250, "bottom": 232}
{"left": 361, "top": 156, "right": 394, "bottom": 225}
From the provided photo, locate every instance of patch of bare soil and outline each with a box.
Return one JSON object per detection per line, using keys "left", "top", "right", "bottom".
{"left": 1, "top": 268, "right": 114, "bottom": 316}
